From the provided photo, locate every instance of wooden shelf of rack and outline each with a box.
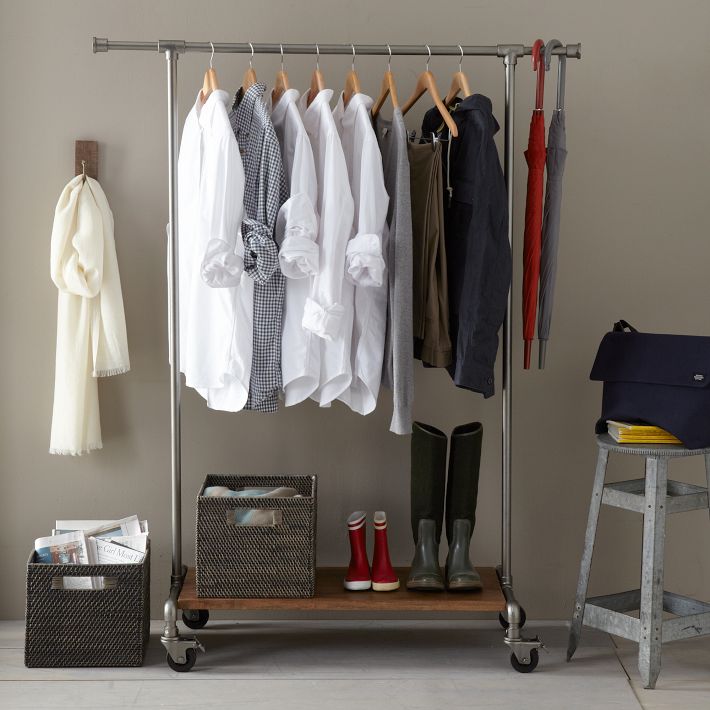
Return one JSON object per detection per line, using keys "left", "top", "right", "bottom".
{"left": 178, "top": 566, "right": 504, "bottom": 612}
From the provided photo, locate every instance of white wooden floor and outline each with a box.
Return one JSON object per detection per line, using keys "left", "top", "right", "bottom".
{"left": 1, "top": 620, "right": 709, "bottom": 709}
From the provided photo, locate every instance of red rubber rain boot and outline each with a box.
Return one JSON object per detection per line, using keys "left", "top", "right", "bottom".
{"left": 344, "top": 511, "right": 371, "bottom": 591}
{"left": 371, "top": 511, "right": 400, "bottom": 592}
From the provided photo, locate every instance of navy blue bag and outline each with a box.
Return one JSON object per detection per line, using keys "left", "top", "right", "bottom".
{"left": 590, "top": 320, "right": 710, "bottom": 449}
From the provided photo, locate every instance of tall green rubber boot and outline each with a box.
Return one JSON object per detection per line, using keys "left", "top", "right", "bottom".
{"left": 407, "top": 422, "right": 447, "bottom": 591}
{"left": 445, "top": 422, "right": 483, "bottom": 591}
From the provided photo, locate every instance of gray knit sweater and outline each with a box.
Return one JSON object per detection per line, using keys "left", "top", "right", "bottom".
{"left": 375, "top": 109, "right": 414, "bottom": 435}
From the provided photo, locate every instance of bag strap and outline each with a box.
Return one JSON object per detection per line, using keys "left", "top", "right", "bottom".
{"left": 613, "top": 320, "right": 638, "bottom": 333}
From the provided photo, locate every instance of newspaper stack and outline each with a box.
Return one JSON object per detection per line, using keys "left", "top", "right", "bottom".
{"left": 34, "top": 515, "right": 149, "bottom": 589}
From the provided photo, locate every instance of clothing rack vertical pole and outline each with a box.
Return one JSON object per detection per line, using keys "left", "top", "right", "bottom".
{"left": 166, "top": 48, "right": 182, "bottom": 585}
{"left": 161, "top": 47, "right": 189, "bottom": 651}
{"left": 501, "top": 52, "right": 516, "bottom": 590}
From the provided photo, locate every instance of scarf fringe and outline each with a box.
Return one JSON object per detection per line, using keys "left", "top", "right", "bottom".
{"left": 49, "top": 443, "right": 103, "bottom": 457}
{"left": 94, "top": 365, "right": 131, "bottom": 378}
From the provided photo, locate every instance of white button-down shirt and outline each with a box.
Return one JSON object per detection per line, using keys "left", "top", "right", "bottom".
{"left": 177, "top": 89, "right": 253, "bottom": 412}
{"left": 268, "top": 89, "right": 321, "bottom": 406}
{"left": 333, "top": 92, "right": 389, "bottom": 415}
{"left": 298, "top": 89, "right": 355, "bottom": 406}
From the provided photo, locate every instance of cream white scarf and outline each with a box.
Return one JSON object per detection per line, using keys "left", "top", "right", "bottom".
{"left": 49, "top": 175, "right": 130, "bottom": 455}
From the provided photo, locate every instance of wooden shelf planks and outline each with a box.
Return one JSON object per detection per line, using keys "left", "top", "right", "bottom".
{"left": 178, "top": 567, "right": 505, "bottom": 612}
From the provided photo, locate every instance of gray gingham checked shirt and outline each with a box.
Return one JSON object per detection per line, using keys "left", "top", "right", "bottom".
{"left": 230, "top": 83, "right": 288, "bottom": 412}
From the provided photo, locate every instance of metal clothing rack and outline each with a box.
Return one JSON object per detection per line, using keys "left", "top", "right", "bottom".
{"left": 92, "top": 37, "right": 581, "bottom": 673}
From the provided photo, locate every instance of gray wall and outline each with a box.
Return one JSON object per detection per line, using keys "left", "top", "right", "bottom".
{"left": 1, "top": 0, "right": 709, "bottom": 620}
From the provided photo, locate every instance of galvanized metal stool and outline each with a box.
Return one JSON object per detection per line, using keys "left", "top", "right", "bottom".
{"left": 567, "top": 433, "right": 710, "bottom": 689}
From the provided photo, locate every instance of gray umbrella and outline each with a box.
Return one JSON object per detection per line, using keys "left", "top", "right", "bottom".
{"left": 537, "top": 41, "right": 568, "bottom": 369}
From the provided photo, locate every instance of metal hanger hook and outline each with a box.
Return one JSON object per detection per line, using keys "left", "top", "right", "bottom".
{"left": 249, "top": 42, "right": 254, "bottom": 68}
{"left": 387, "top": 43, "right": 392, "bottom": 72}
{"left": 315, "top": 43, "right": 320, "bottom": 71}
{"left": 209, "top": 41, "right": 215, "bottom": 69}
{"left": 351, "top": 43, "right": 356, "bottom": 72}
{"left": 425, "top": 44, "right": 431, "bottom": 72}
{"left": 458, "top": 44, "right": 464, "bottom": 72}
{"left": 280, "top": 43, "right": 284, "bottom": 72}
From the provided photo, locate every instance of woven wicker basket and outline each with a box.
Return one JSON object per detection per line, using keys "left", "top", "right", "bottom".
{"left": 196, "top": 475, "right": 317, "bottom": 598}
{"left": 25, "top": 543, "right": 150, "bottom": 667}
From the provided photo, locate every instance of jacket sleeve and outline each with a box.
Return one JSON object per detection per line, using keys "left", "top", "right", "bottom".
{"left": 200, "top": 129, "right": 246, "bottom": 288}
{"left": 344, "top": 135, "right": 388, "bottom": 288}
{"left": 302, "top": 130, "right": 354, "bottom": 341}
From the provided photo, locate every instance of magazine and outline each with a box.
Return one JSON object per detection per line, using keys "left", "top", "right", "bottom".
{"left": 91, "top": 537, "right": 146, "bottom": 565}
{"left": 34, "top": 531, "right": 94, "bottom": 589}
{"left": 54, "top": 518, "right": 149, "bottom": 534}
{"left": 34, "top": 516, "right": 149, "bottom": 591}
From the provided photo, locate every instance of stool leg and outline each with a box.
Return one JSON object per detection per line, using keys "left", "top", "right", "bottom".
{"left": 567, "top": 447, "right": 609, "bottom": 661}
{"left": 638, "top": 456, "right": 668, "bottom": 690}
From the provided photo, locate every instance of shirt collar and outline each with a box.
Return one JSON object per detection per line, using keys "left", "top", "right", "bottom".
{"left": 194, "top": 89, "right": 230, "bottom": 125}
{"left": 232, "top": 82, "right": 266, "bottom": 132}
{"left": 298, "top": 88, "right": 334, "bottom": 120}
{"left": 269, "top": 88, "right": 300, "bottom": 125}
{"left": 333, "top": 91, "right": 374, "bottom": 126}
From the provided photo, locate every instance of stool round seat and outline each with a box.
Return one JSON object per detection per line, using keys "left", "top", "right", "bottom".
{"left": 596, "top": 433, "right": 710, "bottom": 458}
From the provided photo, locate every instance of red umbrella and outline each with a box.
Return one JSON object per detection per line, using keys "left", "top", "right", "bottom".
{"left": 522, "top": 40, "right": 547, "bottom": 369}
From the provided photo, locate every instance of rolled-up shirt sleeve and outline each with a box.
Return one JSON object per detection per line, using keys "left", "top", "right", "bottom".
{"left": 277, "top": 192, "right": 319, "bottom": 279}
{"left": 302, "top": 131, "right": 354, "bottom": 340}
{"left": 345, "top": 232, "right": 385, "bottom": 287}
{"left": 200, "top": 129, "right": 246, "bottom": 288}
{"left": 242, "top": 217, "right": 279, "bottom": 284}
{"left": 344, "top": 140, "right": 388, "bottom": 288}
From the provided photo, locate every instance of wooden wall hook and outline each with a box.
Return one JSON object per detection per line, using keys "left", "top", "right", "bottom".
{"left": 75, "top": 140, "right": 98, "bottom": 180}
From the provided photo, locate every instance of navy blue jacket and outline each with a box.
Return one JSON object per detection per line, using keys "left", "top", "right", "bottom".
{"left": 421, "top": 95, "right": 511, "bottom": 398}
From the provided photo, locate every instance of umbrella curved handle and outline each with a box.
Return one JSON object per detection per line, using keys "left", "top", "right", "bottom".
{"left": 532, "top": 39, "right": 545, "bottom": 110}
{"left": 544, "top": 39, "right": 566, "bottom": 111}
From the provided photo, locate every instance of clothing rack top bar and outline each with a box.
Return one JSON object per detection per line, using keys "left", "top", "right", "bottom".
{"left": 92, "top": 38, "right": 582, "bottom": 59}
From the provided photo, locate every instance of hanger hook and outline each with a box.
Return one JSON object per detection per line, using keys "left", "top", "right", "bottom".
{"left": 425, "top": 44, "right": 431, "bottom": 72}
{"left": 280, "top": 43, "right": 285, "bottom": 72}
{"left": 81, "top": 159, "right": 86, "bottom": 179}
{"left": 315, "top": 43, "right": 320, "bottom": 71}
{"left": 209, "top": 41, "right": 215, "bottom": 69}
{"left": 458, "top": 44, "right": 464, "bottom": 72}
{"left": 387, "top": 43, "right": 392, "bottom": 72}
{"left": 351, "top": 43, "right": 356, "bottom": 72}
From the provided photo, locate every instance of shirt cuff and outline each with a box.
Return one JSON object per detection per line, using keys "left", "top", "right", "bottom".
{"left": 302, "top": 297, "right": 345, "bottom": 341}
{"left": 201, "top": 237, "right": 245, "bottom": 288}
{"left": 243, "top": 218, "right": 279, "bottom": 284}
{"left": 279, "top": 234, "right": 319, "bottom": 279}
{"left": 345, "top": 233, "right": 386, "bottom": 287}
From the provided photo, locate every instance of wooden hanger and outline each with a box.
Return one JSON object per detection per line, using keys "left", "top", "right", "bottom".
{"left": 307, "top": 44, "right": 326, "bottom": 106}
{"left": 444, "top": 45, "right": 472, "bottom": 106}
{"left": 343, "top": 44, "right": 361, "bottom": 107}
{"left": 200, "top": 42, "right": 219, "bottom": 103}
{"left": 371, "top": 45, "right": 400, "bottom": 119}
{"left": 401, "top": 45, "right": 458, "bottom": 138}
{"left": 271, "top": 44, "right": 290, "bottom": 105}
{"left": 241, "top": 42, "right": 258, "bottom": 93}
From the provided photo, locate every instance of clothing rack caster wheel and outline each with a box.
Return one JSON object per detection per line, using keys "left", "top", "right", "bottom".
{"left": 182, "top": 609, "right": 209, "bottom": 629}
{"left": 499, "top": 607, "right": 526, "bottom": 629}
{"left": 510, "top": 648, "right": 539, "bottom": 673}
{"left": 166, "top": 647, "right": 197, "bottom": 673}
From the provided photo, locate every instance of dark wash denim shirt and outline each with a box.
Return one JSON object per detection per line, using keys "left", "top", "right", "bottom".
{"left": 421, "top": 94, "right": 511, "bottom": 398}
